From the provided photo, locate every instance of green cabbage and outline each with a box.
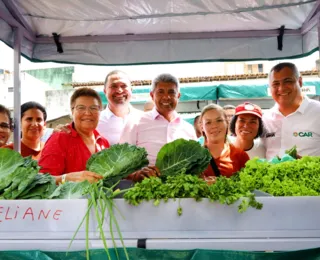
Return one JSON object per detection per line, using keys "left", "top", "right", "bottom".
{"left": 86, "top": 143, "right": 149, "bottom": 185}
{"left": 155, "top": 139, "right": 211, "bottom": 176}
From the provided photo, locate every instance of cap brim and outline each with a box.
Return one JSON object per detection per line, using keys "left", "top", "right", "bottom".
{"left": 235, "top": 111, "right": 262, "bottom": 118}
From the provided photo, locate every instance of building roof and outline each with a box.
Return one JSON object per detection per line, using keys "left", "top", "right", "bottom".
{"left": 63, "top": 70, "right": 319, "bottom": 88}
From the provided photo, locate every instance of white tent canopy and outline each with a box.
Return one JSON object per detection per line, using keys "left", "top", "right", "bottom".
{"left": 0, "top": 0, "right": 319, "bottom": 65}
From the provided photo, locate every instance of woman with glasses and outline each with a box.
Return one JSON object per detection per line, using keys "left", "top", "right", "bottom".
{"left": 0, "top": 104, "right": 12, "bottom": 147}
{"left": 39, "top": 88, "right": 109, "bottom": 184}
{"left": 3, "top": 101, "right": 46, "bottom": 160}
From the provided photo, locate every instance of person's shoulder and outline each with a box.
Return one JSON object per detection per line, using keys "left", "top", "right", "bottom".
{"left": 229, "top": 143, "right": 249, "bottom": 157}
{"left": 1, "top": 143, "right": 13, "bottom": 149}
{"left": 306, "top": 98, "right": 320, "bottom": 109}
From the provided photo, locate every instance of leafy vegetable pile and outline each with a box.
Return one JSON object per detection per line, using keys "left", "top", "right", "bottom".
{"left": 124, "top": 174, "right": 263, "bottom": 214}
{"left": 0, "top": 148, "right": 56, "bottom": 200}
{"left": 237, "top": 156, "right": 320, "bottom": 196}
{"left": 125, "top": 139, "right": 262, "bottom": 214}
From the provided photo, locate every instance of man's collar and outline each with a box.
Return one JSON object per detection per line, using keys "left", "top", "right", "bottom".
{"left": 104, "top": 106, "right": 114, "bottom": 119}
{"left": 151, "top": 108, "right": 180, "bottom": 122}
{"left": 271, "top": 95, "right": 309, "bottom": 115}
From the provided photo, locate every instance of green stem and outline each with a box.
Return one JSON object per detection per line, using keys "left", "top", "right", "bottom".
{"left": 67, "top": 199, "right": 93, "bottom": 252}
{"left": 86, "top": 198, "right": 90, "bottom": 260}
{"left": 104, "top": 197, "right": 129, "bottom": 260}
{"left": 91, "top": 189, "right": 112, "bottom": 260}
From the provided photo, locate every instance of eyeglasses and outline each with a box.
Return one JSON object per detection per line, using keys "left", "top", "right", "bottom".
{"left": 72, "top": 105, "right": 100, "bottom": 114}
{"left": 0, "top": 122, "right": 10, "bottom": 130}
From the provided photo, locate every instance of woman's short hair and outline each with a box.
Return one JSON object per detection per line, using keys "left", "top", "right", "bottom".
{"left": 0, "top": 104, "right": 12, "bottom": 129}
{"left": 229, "top": 115, "right": 264, "bottom": 139}
{"left": 70, "top": 87, "right": 103, "bottom": 109}
{"left": 21, "top": 101, "right": 47, "bottom": 121}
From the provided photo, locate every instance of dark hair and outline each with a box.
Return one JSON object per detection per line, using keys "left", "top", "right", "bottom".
{"left": 70, "top": 87, "right": 102, "bottom": 109}
{"left": 0, "top": 104, "right": 12, "bottom": 129}
{"left": 229, "top": 115, "right": 264, "bottom": 139}
{"left": 269, "top": 62, "right": 300, "bottom": 79}
{"left": 193, "top": 115, "right": 200, "bottom": 125}
{"left": 21, "top": 101, "right": 47, "bottom": 121}
{"left": 104, "top": 70, "right": 130, "bottom": 90}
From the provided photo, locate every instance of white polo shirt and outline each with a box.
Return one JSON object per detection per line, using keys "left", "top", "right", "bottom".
{"left": 262, "top": 97, "right": 320, "bottom": 159}
{"left": 97, "top": 106, "right": 143, "bottom": 145}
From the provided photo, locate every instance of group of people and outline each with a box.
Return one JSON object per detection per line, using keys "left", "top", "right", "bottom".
{"left": 1, "top": 62, "right": 320, "bottom": 184}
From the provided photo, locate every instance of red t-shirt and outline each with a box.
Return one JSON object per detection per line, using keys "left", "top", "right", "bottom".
{"left": 203, "top": 143, "right": 249, "bottom": 178}
{"left": 38, "top": 123, "right": 110, "bottom": 176}
{"left": 3, "top": 141, "right": 45, "bottom": 161}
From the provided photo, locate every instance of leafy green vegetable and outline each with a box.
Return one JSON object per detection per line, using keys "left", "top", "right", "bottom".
{"left": 124, "top": 174, "right": 262, "bottom": 214}
{"left": 155, "top": 139, "right": 211, "bottom": 177}
{"left": 18, "top": 174, "right": 56, "bottom": 199}
{"left": 0, "top": 148, "right": 25, "bottom": 192}
{"left": 238, "top": 156, "right": 320, "bottom": 196}
{"left": 86, "top": 143, "right": 149, "bottom": 186}
{"left": 49, "top": 181, "right": 91, "bottom": 199}
{"left": 285, "top": 145, "right": 298, "bottom": 159}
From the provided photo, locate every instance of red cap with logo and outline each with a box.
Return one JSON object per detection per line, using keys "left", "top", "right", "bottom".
{"left": 235, "top": 102, "right": 262, "bottom": 118}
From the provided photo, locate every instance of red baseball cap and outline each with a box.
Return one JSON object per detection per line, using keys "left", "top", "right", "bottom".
{"left": 235, "top": 102, "right": 262, "bottom": 118}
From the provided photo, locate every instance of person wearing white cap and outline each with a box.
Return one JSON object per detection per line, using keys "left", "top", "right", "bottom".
{"left": 229, "top": 102, "right": 266, "bottom": 159}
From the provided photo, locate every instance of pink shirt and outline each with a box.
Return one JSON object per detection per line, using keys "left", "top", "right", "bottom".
{"left": 97, "top": 105, "right": 143, "bottom": 145}
{"left": 120, "top": 108, "right": 197, "bottom": 165}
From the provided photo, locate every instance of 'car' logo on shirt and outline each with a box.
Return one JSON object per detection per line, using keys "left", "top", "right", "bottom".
{"left": 293, "top": 132, "right": 313, "bottom": 137}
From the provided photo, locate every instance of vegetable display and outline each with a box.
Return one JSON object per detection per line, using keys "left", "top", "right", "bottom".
{"left": 0, "top": 149, "right": 56, "bottom": 200}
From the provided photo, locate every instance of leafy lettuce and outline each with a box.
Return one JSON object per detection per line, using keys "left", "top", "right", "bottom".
{"left": 155, "top": 139, "right": 211, "bottom": 176}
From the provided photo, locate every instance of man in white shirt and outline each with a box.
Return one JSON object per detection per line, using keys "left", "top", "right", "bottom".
{"left": 262, "top": 62, "right": 320, "bottom": 159}
{"left": 96, "top": 70, "right": 143, "bottom": 145}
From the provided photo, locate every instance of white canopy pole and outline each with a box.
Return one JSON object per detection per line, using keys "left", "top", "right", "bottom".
{"left": 13, "top": 27, "right": 21, "bottom": 152}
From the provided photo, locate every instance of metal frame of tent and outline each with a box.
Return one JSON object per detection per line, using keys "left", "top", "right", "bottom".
{"left": 0, "top": 0, "right": 320, "bottom": 151}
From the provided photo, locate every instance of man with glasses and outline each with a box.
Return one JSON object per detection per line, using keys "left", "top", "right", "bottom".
{"left": 262, "top": 62, "right": 320, "bottom": 159}
{"left": 0, "top": 104, "right": 12, "bottom": 147}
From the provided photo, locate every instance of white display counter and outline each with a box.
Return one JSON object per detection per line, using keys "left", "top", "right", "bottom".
{"left": 0, "top": 197, "right": 319, "bottom": 251}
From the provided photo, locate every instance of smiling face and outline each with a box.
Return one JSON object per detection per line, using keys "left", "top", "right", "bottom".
{"left": 269, "top": 67, "right": 303, "bottom": 110}
{"left": 0, "top": 112, "right": 11, "bottom": 146}
{"left": 72, "top": 96, "right": 101, "bottom": 133}
{"left": 21, "top": 108, "right": 46, "bottom": 142}
{"left": 104, "top": 72, "right": 132, "bottom": 106}
{"left": 201, "top": 109, "right": 228, "bottom": 143}
{"left": 235, "top": 114, "right": 259, "bottom": 141}
{"left": 150, "top": 81, "right": 181, "bottom": 118}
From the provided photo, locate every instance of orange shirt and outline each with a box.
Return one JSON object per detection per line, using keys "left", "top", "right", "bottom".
{"left": 3, "top": 141, "right": 45, "bottom": 161}
{"left": 203, "top": 143, "right": 249, "bottom": 178}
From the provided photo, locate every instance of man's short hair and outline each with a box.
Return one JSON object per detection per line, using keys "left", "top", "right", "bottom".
{"left": 223, "top": 105, "right": 236, "bottom": 110}
{"left": 269, "top": 62, "right": 300, "bottom": 79}
{"left": 151, "top": 73, "right": 180, "bottom": 92}
{"left": 104, "top": 70, "right": 130, "bottom": 90}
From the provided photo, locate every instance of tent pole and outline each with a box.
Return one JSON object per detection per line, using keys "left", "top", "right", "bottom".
{"left": 13, "top": 27, "right": 21, "bottom": 152}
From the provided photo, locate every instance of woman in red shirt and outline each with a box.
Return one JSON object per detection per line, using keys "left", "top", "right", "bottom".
{"left": 39, "top": 88, "right": 110, "bottom": 184}
{"left": 200, "top": 104, "right": 249, "bottom": 182}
